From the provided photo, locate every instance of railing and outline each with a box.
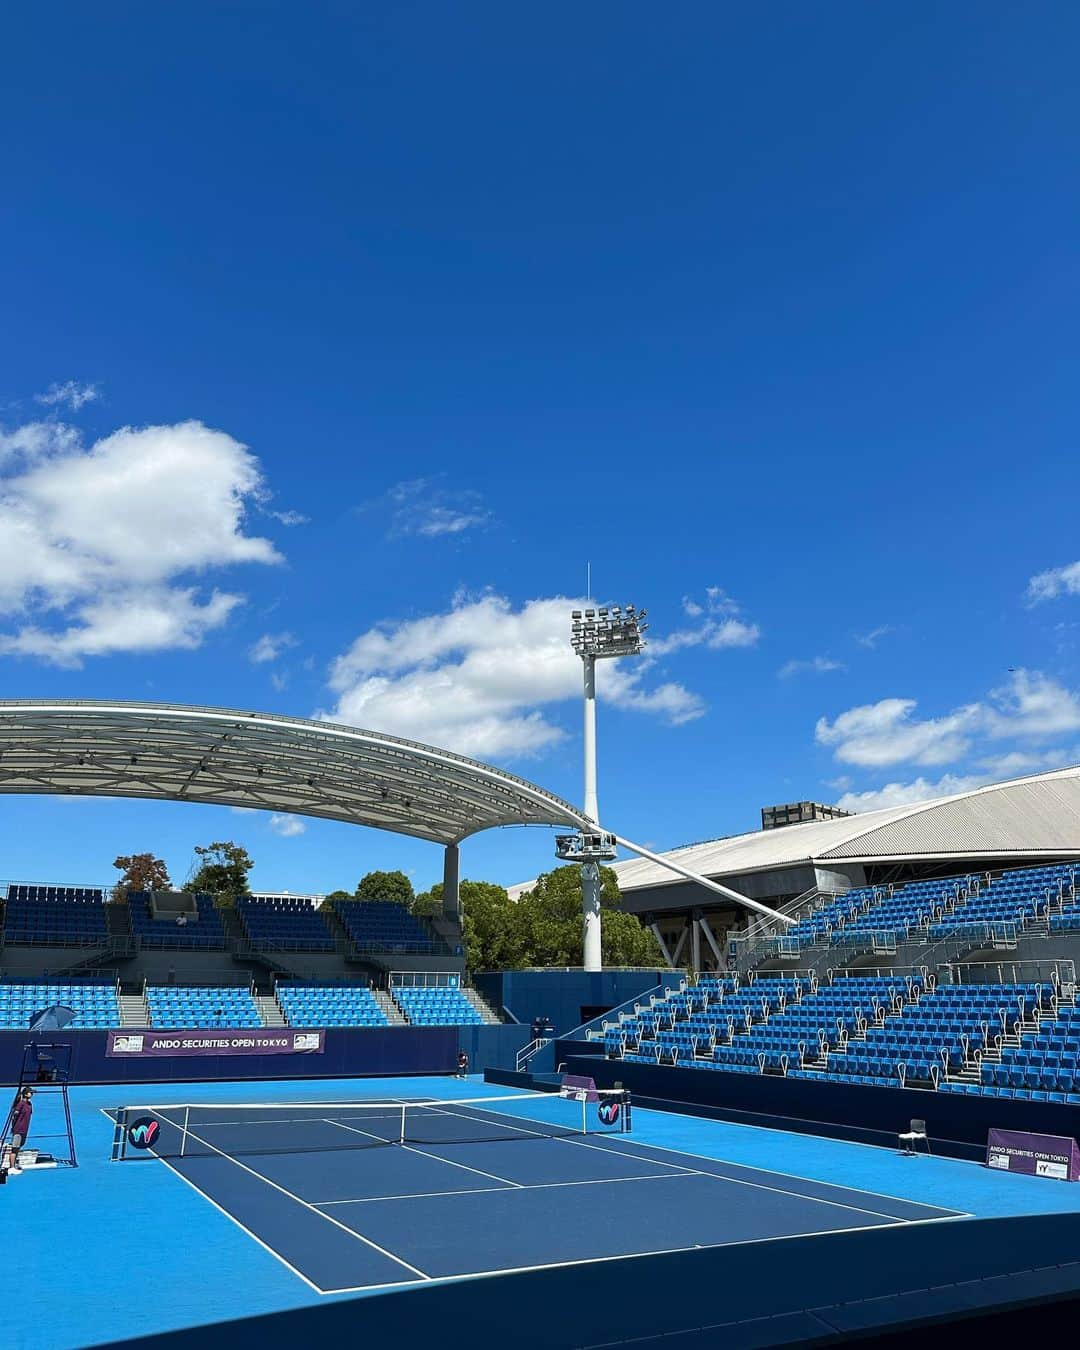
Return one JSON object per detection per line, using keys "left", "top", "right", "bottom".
{"left": 942, "top": 957, "right": 1076, "bottom": 988}
{"left": 515, "top": 1038, "right": 552, "bottom": 1072}
{"left": 732, "top": 885, "right": 849, "bottom": 975}
{"left": 389, "top": 970, "right": 462, "bottom": 988}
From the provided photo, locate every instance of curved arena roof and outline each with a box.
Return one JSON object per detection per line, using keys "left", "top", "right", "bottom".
{"left": 0, "top": 700, "right": 588, "bottom": 846}
{"left": 607, "top": 766, "right": 1080, "bottom": 893}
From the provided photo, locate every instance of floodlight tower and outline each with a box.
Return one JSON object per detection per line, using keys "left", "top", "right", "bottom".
{"left": 558, "top": 604, "right": 648, "bottom": 972}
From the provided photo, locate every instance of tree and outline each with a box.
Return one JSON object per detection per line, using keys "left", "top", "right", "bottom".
{"left": 355, "top": 869, "right": 414, "bottom": 905}
{"left": 457, "top": 880, "right": 529, "bottom": 970}
{"left": 189, "top": 841, "right": 254, "bottom": 901}
{"left": 410, "top": 888, "right": 442, "bottom": 919}
{"left": 320, "top": 889, "right": 353, "bottom": 909}
{"left": 113, "top": 853, "right": 171, "bottom": 895}
{"left": 511, "top": 865, "right": 665, "bottom": 969}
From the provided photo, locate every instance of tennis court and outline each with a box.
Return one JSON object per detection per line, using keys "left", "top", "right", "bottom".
{"left": 107, "top": 1089, "right": 963, "bottom": 1295}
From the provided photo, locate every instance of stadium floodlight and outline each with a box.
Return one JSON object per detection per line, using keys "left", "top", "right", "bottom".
{"left": 565, "top": 602, "right": 647, "bottom": 972}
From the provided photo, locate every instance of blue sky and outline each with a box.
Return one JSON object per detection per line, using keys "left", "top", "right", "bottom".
{"left": 2, "top": 4, "right": 1079, "bottom": 895}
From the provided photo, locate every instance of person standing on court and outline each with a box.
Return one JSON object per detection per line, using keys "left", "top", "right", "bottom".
{"left": 456, "top": 1050, "right": 469, "bottom": 1079}
{"left": 6, "top": 1088, "right": 33, "bottom": 1173}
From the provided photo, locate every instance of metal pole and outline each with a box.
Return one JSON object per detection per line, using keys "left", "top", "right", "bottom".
{"left": 582, "top": 862, "right": 602, "bottom": 973}
{"left": 582, "top": 654, "right": 603, "bottom": 972}
{"left": 582, "top": 656, "right": 599, "bottom": 823}
{"left": 612, "top": 834, "right": 797, "bottom": 927}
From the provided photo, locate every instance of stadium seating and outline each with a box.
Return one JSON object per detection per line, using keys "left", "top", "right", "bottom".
{"left": 928, "top": 864, "right": 1078, "bottom": 941}
{"left": 2, "top": 888, "right": 107, "bottom": 945}
{"left": 146, "top": 984, "right": 261, "bottom": 1028}
{"left": 832, "top": 877, "right": 979, "bottom": 945}
{"left": 605, "top": 969, "right": 1075, "bottom": 1099}
{"left": 127, "top": 892, "right": 226, "bottom": 949}
{"left": 276, "top": 982, "right": 387, "bottom": 1026}
{"left": 237, "top": 896, "right": 335, "bottom": 952}
{"left": 392, "top": 985, "right": 482, "bottom": 1025}
{"left": 0, "top": 979, "right": 119, "bottom": 1028}
{"left": 332, "top": 900, "right": 437, "bottom": 953}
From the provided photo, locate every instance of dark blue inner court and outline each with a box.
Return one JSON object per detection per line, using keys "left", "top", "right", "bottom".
{"left": 111, "top": 1093, "right": 958, "bottom": 1295}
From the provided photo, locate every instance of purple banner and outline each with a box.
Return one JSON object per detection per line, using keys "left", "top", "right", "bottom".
{"left": 106, "top": 1028, "right": 325, "bottom": 1058}
{"left": 986, "top": 1128, "right": 1080, "bottom": 1181}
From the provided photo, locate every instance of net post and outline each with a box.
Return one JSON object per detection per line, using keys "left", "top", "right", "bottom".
{"left": 180, "top": 1106, "right": 191, "bottom": 1158}
{"left": 580, "top": 1090, "right": 587, "bottom": 1135}
{"left": 399, "top": 1102, "right": 407, "bottom": 1145}
{"left": 112, "top": 1107, "right": 125, "bottom": 1161}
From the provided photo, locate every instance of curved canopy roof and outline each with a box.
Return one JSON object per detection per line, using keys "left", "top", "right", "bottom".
{"left": 0, "top": 700, "right": 587, "bottom": 846}
{"left": 608, "top": 766, "right": 1080, "bottom": 892}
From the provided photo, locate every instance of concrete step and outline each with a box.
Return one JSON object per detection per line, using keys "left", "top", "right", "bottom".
{"left": 462, "top": 986, "right": 502, "bottom": 1024}
{"left": 253, "top": 993, "right": 286, "bottom": 1027}
{"left": 118, "top": 993, "right": 149, "bottom": 1027}
{"left": 373, "top": 989, "right": 407, "bottom": 1025}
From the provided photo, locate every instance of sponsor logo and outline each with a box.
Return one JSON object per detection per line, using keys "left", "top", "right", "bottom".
{"left": 292, "top": 1033, "right": 320, "bottom": 1051}
{"left": 127, "top": 1117, "right": 161, "bottom": 1150}
{"left": 1036, "top": 1159, "right": 1068, "bottom": 1179}
{"left": 597, "top": 1099, "right": 621, "bottom": 1126}
{"left": 112, "top": 1034, "right": 144, "bottom": 1054}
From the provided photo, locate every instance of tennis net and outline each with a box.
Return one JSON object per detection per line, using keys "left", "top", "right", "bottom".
{"left": 111, "top": 1089, "right": 631, "bottom": 1160}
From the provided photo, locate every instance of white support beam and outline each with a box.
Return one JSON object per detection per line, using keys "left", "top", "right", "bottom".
{"left": 670, "top": 922, "right": 689, "bottom": 966}
{"left": 612, "top": 834, "right": 796, "bottom": 927}
{"left": 649, "top": 922, "right": 676, "bottom": 969}
{"left": 699, "top": 914, "right": 725, "bottom": 966}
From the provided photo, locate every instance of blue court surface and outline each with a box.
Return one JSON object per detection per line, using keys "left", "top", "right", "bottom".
{"left": 8, "top": 1075, "right": 1080, "bottom": 1349}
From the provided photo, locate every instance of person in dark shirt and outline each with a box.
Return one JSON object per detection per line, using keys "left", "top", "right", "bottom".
{"left": 456, "top": 1050, "right": 469, "bottom": 1080}
{"left": 6, "top": 1089, "right": 33, "bottom": 1174}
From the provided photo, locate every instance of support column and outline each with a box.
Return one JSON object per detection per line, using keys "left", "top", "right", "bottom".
{"left": 581, "top": 653, "right": 603, "bottom": 972}
{"left": 691, "top": 909, "right": 702, "bottom": 975}
{"left": 582, "top": 861, "right": 602, "bottom": 973}
{"left": 442, "top": 843, "right": 460, "bottom": 921}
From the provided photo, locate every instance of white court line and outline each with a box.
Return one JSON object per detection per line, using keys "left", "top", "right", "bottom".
{"left": 161, "top": 1118, "right": 432, "bottom": 1281}
{"left": 314, "top": 1170, "right": 701, "bottom": 1206}
{"left": 326, "top": 1117, "right": 526, "bottom": 1189}
{"left": 590, "top": 1115, "right": 968, "bottom": 1218}
{"left": 315, "top": 1213, "right": 968, "bottom": 1297}
{"left": 413, "top": 1101, "right": 928, "bottom": 1231}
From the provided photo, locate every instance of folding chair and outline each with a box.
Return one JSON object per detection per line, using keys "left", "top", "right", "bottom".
{"left": 898, "top": 1117, "right": 931, "bottom": 1155}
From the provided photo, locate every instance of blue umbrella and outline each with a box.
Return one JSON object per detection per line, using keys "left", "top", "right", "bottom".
{"left": 28, "top": 1005, "right": 76, "bottom": 1032}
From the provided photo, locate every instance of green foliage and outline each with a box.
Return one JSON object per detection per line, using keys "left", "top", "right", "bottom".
{"left": 410, "top": 887, "right": 442, "bottom": 919}
{"left": 458, "top": 865, "right": 664, "bottom": 970}
{"left": 189, "top": 840, "right": 254, "bottom": 901}
{"left": 113, "top": 852, "right": 171, "bottom": 895}
{"left": 355, "top": 869, "right": 415, "bottom": 905}
{"left": 321, "top": 889, "right": 352, "bottom": 910}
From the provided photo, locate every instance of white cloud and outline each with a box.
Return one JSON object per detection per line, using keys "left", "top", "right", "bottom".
{"left": 779, "top": 656, "right": 845, "bottom": 679}
{"left": 268, "top": 813, "right": 306, "bottom": 838}
{"left": 322, "top": 591, "right": 707, "bottom": 759}
{"left": 35, "top": 380, "right": 100, "bottom": 411}
{"left": 816, "top": 697, "right": 979, "bottom": 767}
{"left": 0, "top": 417, "right": 281, "bottom": 666}
{"left": 650, "top": 586, "right": 760, "bottom": 656}
{"left": 249, "top": 632, "right": 297, "bottom": 664}
{"left": 0, "top": 421, "right": 81, "bottom": 464}
{"left": 855, "top": 625, "right": 893, "bottom": 649}
{"left": 819, "top": 670, "right": 1080, "bottom": 805}
{"left": 985, "top": 669, "right": 1080, "bottom": 739}
{"left": 374, "top": 478, "right": 490, "bottom": 539}
{"left": 270, "top": 671, "right": 288, "bottom": 692}
{"left": 835, "top": 772, "right": 988, "bottom": 813}
{"left": 0, "top": 588, "right": 241, "bottom": 667}
{"left": 268, "top": 509, "right": 309, "bottom": 527}
{"left": 1027, "top": 561, "right": 1080, "bottom": 604}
